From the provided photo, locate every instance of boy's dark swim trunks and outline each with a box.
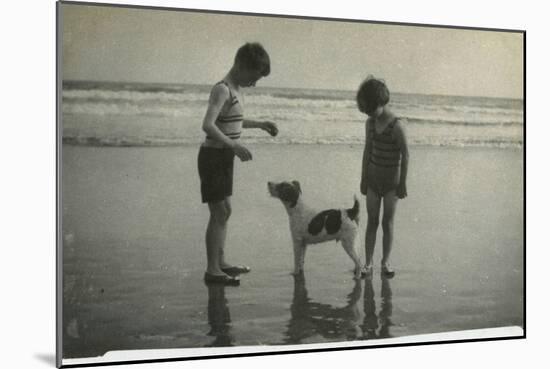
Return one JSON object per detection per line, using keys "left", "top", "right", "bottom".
{"left": 198, "top": 146, "right": 235, "bottom": 203}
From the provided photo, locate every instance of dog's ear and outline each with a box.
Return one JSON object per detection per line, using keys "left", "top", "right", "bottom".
{"left": 292, "top": 181, "right": 302, "bottom": 194}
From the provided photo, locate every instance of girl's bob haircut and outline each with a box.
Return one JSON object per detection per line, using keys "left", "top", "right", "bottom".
{"left": 356, "top": 76, "right": 390, "bottom": 114}
{"left": 235, "top": 42, "right": 271, "bottom": 77}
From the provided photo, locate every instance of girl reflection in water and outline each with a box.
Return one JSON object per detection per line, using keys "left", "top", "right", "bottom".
{"left": 363, "top": 275, "right": 393, "bottom": 339}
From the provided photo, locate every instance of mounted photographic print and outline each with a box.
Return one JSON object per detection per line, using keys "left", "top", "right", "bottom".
{"left": 57, "top": 1, "right": 525, "bottom": 367}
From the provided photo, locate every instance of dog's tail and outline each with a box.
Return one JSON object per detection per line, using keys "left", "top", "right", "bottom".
{"left": 346, "top": 195, "right": 360, "bottom": 224}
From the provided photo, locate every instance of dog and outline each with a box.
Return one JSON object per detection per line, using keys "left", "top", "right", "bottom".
{"left": 267, "top": 180, "right": 365, "bottom": 279}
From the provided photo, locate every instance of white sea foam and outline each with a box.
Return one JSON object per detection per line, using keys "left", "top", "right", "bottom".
{"left": 63, "top": 102, "right": 200, "bottom": 118}
{"left": 63, "top": 88, "right": 208, "bottom": 103}
{"left": 61, "top": 81, "right": 524, "bottom": 148}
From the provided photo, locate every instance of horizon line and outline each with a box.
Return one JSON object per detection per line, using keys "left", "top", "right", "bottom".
{"left": 61, "top": 78, "right": 524, "bottom": 100}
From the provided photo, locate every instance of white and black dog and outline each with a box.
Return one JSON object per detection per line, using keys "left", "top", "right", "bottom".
{"left": 268, "top": 180, "right": 365, "bottom": 279}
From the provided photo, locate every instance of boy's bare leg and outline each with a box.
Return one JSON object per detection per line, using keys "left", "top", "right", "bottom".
{"left": 365, "top": 187, "right": 382, "bottom": 271}
{"left": 206, "top": 200, "right": 230, "bottom": 275}
{"left": 381, "top": 190, "right": 398, "bottom": 269}
{"left": 218, "top": 198, "right": 233, "bottom": 269}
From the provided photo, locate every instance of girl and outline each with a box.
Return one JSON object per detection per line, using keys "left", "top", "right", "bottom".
{"left": 357, "top": 76, "right": 409, "bottom": 278}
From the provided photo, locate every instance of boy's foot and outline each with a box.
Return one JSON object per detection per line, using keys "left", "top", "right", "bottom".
{"left": 221, "top": 265, "right": 251, "bottom": 275}
{"left": 381, "top": 264, "right": 395, "bottom": 278}
{"left": 204, "top": 272, "right": 240, "bottom": 286}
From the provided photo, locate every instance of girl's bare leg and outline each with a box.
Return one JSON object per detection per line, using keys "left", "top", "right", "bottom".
{"left": 381, "top": 190, "right": 398, "bottom": 273}
{"left": 365, "top": 187, "right": 382, "bottom": 272}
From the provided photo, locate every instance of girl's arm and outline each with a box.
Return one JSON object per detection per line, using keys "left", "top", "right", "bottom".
{"left": 360, "top": 119, "right": 373, "bottom": 195}
{"left": 202, "top": 85, "right": 252, "bottom": 161}
{"left": 243, "top": 119, "right": 278, "bottom": 137}
{"left": 394, "top": 120, "right": 409, "bottom": 199}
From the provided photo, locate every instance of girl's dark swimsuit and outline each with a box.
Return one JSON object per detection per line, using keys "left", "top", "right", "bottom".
{"left": 366, "top": 118, "right": 401, "bottom": 196}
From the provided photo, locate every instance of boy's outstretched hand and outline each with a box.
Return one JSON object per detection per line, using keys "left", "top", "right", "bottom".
{"left": 261, "top": 121, "right": 279, "bottom": 137}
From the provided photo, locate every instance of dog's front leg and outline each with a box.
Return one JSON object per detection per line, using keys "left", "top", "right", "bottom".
{"left": 292, "top": 238, "right": 306, "bottom": 275}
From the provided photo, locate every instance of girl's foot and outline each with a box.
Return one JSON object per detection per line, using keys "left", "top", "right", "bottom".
{"left": 381, "top": 263, "right": 395, "bottom": 278}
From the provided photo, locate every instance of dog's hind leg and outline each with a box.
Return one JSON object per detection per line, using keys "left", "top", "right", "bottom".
{"left": 292, "top": 239, "right": 306, "bottom": 275}
{"left": 341, "top": 237, "right": 364, "bottom": 279}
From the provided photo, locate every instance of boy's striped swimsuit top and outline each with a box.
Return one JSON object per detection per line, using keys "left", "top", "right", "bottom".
{"left": 369, "top": 118, "right": 401, "bottom": 168}
{"left": 205, "top": 81, "right": 243, "bottom": 144}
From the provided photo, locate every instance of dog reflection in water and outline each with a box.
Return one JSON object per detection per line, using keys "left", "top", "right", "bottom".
{"left": 284, "top": 274, "right": 363, "bottom": 344}
{"left": 205, "top": 283, "right": 234, "bottom": 347}
{"left": 363, "top": 275, "right": 393, "bottom": 339}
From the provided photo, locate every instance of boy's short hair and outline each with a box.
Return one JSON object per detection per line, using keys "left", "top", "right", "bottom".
{"left": 356, "top": 76, "right": 390, "bottom": 114}
{"left": 235, "top": 42, "right": 271, "bottom": 77}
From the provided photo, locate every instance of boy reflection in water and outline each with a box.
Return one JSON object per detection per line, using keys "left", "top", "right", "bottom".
{"left": 363, "top": 275, "right": 393, "bottom": 339}
{"left": 205, "top": 284, "right": 234, "bottom": 347}
{"left": 285, "top": 275, "right": 363, "bottom": 344}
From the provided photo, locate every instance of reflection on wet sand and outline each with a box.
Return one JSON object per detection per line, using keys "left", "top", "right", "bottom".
{"left": 205, "top": 283, "right": 234, "bottom": 347}
{"left": 204, "top": 274, "right": 393, "bottom": 347}
{"left": 363, "top": 276, "right": 393, "bottom": 340}
{"left": 284, "top": 275, "right": 363, "bottom": 344}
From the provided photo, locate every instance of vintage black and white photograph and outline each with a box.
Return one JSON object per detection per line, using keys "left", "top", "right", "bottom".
{"left": 57, "top": 0, "right": 524, "bottom": 366}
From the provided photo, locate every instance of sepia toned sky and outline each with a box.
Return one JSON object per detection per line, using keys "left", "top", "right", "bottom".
{"left": 61, "top": 3, "right": 524, "bottom": 98}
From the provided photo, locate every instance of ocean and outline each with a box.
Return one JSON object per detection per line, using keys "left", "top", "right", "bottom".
{"left": 61, "top": 80, "right": 524, "bottom": 148}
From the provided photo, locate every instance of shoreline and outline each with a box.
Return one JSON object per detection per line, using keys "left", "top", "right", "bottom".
{"left": 61, "top": 138, "right": 524, "bottom": 150}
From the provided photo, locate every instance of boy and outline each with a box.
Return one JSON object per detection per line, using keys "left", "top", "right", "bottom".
{"left": 198, "top": 43, "right": 278, "bottom": 285}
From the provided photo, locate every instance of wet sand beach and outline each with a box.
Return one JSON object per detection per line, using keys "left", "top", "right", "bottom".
{"left": 61, "top": 143, "right": 523, "bottom": 359}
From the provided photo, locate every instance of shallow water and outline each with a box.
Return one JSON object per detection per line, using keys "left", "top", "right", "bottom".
{"left": 61, "top": 144, "right": 523, "bottom": 359}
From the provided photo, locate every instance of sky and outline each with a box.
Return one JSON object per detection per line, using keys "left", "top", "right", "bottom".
{"left": 61, "top": 3, "right": 524, "bottom": 98}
